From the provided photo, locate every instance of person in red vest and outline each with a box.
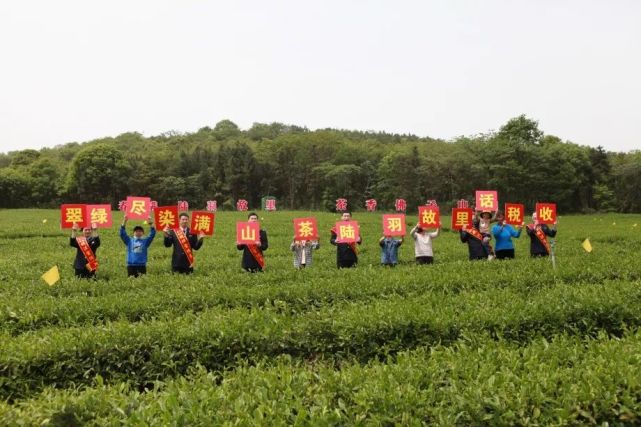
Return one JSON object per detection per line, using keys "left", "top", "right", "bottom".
{"left": 163, "top": 212, "right": 204, "bottom": 274}
{"left": 237, "top": 212, "right": 268, "bottom": 272}
{"left": 70, "top": 222, "right": 100, "bottom": 278}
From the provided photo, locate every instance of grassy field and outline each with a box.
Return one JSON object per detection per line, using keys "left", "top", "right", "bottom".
{"left": 1, "top": 209, "right": 641, "bottom": 425}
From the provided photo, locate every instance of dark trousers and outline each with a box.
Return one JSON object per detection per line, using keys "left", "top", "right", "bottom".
{"left": 416, "top": 256, "right": 434, "bottom": 265}
{"left": 127, "top": 265, "right": 147, "bottom": 277}
{"left": 531, "top": 252, "right": 549, "bottom": 258}
{"left": 495, "top": 249, "right": 515, "bottom": 260}
{"left": 75, "top": 268, "right": 95, "bottom": 279}
{"left": 172, "top": 266, "right": 194, "bottom": 274}
{"left": 337, "top": 260, "right": 357, "bottom": 269}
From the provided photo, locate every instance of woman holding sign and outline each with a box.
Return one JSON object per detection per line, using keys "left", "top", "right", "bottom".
{"left": 70, "top": 222, "right": 100, "bottom": 278}
{"left": 491, "top": 212, "right": 522, "bottom": 259}
{"left": 410, "top": 224, "right": 440, "bottom": 265}
{"left": 526, "top": 212, "right": 557, "bottom": 257}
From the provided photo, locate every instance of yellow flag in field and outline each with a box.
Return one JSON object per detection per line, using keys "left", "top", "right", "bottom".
{"left": 582, "top": 238, "right": 593, "bottom": 253}
{"left": 41, "top": 266, "right": 60, "bottom": 286}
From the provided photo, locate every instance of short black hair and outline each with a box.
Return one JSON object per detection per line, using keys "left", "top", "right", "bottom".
{"left": 247, "top": 212, "right": 258, "bottom": 219}
{"left": 133, "top": 226, "right": 144, "bottom": 232}
{"left": 179, "top": 212, "right": 189, "bottom": 219}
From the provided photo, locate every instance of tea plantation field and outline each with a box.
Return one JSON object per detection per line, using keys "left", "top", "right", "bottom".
{"left": 1, "top": 209, "right": 641, "bottom": 425}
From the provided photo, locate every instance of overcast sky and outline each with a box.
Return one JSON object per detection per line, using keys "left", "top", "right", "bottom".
{"left": 1, "top": 1, "right": 640, "bottom": 154}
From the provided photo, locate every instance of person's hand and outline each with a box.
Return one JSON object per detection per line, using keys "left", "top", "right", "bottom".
{"left": 164, "top": 226, "right": 171, "bottom": 235}
{"left": 72, "top": 222, "right": 79, "bottom": 231}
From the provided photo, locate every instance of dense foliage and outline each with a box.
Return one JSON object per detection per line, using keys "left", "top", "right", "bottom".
{"left": 1, "top": 209, "right": 641, "bottom": 424}
{"left": 2, "top": 116, "right": 639, "bottom": 212}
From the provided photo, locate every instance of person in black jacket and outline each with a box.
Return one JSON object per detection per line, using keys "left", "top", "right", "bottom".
{"left": 237, "top": 212, "right": 268, "bottom": 272}
{"left": 526, "top": 212, "right": 557, "bottom": 257}
{"left": 163, "top": 212, "right": 204, "bottom": 274}
{"left": 330, "top": 212, "right": 362, "bottom": 268}
{"left": 460, "top": 219, "right": 487, "bottom": 261}
{"left": 70, "top": 223, "right": 101, "bottom": 278}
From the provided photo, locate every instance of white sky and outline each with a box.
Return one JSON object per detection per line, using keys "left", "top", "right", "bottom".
{"left": 1, "top": 0, "right": 640, "bottom": 153}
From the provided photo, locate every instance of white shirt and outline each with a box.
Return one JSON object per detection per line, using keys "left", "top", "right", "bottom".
{"left": 411, "top": 227, "right": 439, "bottom": 257}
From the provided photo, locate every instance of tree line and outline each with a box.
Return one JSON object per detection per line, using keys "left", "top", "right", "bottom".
{"left": 1, "top": 115, "right": 640, "bottom": 213}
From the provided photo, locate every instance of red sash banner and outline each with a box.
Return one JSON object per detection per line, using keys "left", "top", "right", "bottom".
{"left": 190, "top": 211, "right": 215, "bottom": 236}
{"left": 475, "top": 190, "right": 498, "bottom": 211}
{"left": 451, "top": 208, "right": 473, "bottom": 231}
{"left": 76, "top": 237, "right": 98, "bottom": 271}
{"left": 155, "top": 206, "right": 179, "bottom": 230}
{"left": 86, "top": 204, "right": 112, "bottom": 228}
{"left": 247, "top": 245, "right": 265, "bottom": 269}
{"left": 126, "top": 196, "right": 151, "bottom": 220}
{"left": 529, "top": 225, "right": 551, "bottom": 254}
{"left": 174, "top": 228, "right": 195, "bottom": 267}
{"left": 463, "top": 226, "right": 484, "bottom": 241}
{"left": 418, "top": 206, "right": 440, "bottom": 229}
{"left": 61, "top": 204, "right": 87, "bottom": 229}
{"left": 504, "top": 203, "right": 524, "bottom": 226}
{"left": 535, "top": 203, "right": 557, "bottom": 225}
{"left": 237, "top": 222, "right": 261, "bottom": 245}
{"left": 382, "top": 214, "right": 406, "bottom": 237}
{"left": 293, "top": 217, "right": 319, "bottom": 241}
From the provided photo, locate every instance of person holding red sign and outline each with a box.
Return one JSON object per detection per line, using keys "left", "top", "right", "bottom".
{"left": 70, "top": 222, "right": 100, "bottom": 278}
{"left": 460, "top": 221, "right": 488, "bottom": 261}
{"left": 330, "top": 212, "right": 362, "bottom": 268}
{"left": 120, "top": 216, "right": 156, "bottom": 277}
{"left": 379, "top": 235, "right": 403, "bottom": 267}
{"left": 476, "top": 210, "right": 497, "bottom": 259}
{"left": 491, "top": 212, "right": 522, "bottom": 259}
{"left": 526, "top": 212, "right": 557, "bottom": 257}
{"left": 410, "top": 223, "right": 440, "bottom": 265}
{"left": 237, "top": 212, "right": 268, "bottom": 272}
{"left": 290, "top": 239, "right": 320, "bottom": 269}
{"left": 163, "top": 212, "right": 204, "bottom": 274}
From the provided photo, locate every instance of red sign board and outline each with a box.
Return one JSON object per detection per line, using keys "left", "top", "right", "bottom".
{"left": 504, "top": 203, "right": 525, "bottom": 225}
{"left": 126, "top": 196, "right": 151, "bottom": 220}
{"left": 293, "top": 217, "right": 319, "bottom": 241}
{"left": 155, "top": 206, "right": 179, "bottom": 230}
{"left": 190, "top": 211, "right": 215, "bottom": 236}
{"left": 237, "top": 221, "right": 261, "bottom": 245}
{"left": 418, "top": 206, "right": 440, "bottom": 228}
{"left": 475, "top": 190, "right": 498, "bottom": 211}
{"left": 60, "top": 204, "right": 87, "bottom": 229}
{"left": 451, "top": 208, "right": 473, "bottom": 231}
{"left": 86, "top": 204, "right": 113, "bottom": 228}
{"left": 382, "top": 214, "right": 406, "bottom": 237}
{"left": 334, "top": 220, "right": 359, "bottom": 243}
{"left": 535, "top": 203, "right": 557, "bottom": 224}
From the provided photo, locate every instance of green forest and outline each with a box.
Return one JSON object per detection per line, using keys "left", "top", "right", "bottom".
{"left": 1, "top": 115, "right": 639, "bottom": 212}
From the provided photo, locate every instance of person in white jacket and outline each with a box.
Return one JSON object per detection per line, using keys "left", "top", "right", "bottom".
{"left": 410, "top": 223, "right": 440, "bottom": 264}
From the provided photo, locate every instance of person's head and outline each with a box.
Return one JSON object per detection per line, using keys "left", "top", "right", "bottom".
{"left": 341, "top": 212, "right": 351, "bottom": 221}
{"left": 179, "top": 212, "right": 190, "bottom": 228}
{"left": 82, "top": 227, "right": 92, "bottom": 237}
{"left": 248, "top": 212, "right": 258, "bottom": 222}
{"left": 480, "top": 211, "right": 492, "bottom": 220}
{"left": 133, "top": 225, "right": 144, "bottom": 238}
{"left": 416, "top": 226, "right": 424, "bottom": 234}
{"left": 495, "top": 212, "right": 505, "bottom": 223}
{"left": 532, "top": 212, "right": 538, "bottom": 224}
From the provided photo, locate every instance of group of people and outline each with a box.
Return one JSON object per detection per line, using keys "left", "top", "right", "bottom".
{"left": 69, "top": 210, "right": 558, "bottom": 278}
{"left": 460, "top": 210, "right": 557, "bottom": 261}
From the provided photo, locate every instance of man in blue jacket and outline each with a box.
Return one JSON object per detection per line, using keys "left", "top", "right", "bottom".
{"left": 120, "top": 216, "right": 156, "bottom": 277}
